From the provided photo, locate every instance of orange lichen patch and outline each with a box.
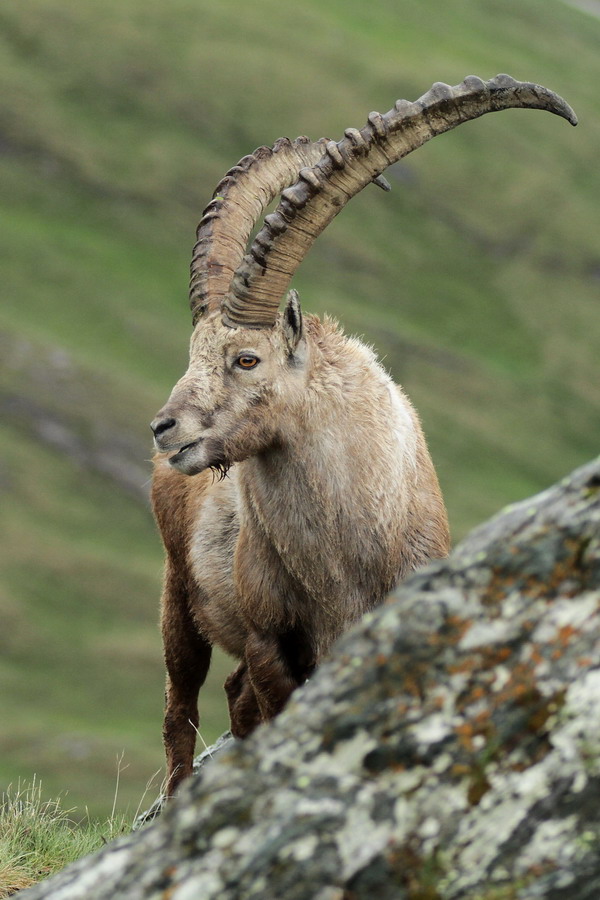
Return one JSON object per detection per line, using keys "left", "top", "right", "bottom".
{"left": 451, "top": 763, "right": 472, "bottom": 777}
{"left": 526, "top": 706, "right": 552, "bottom": 732}
{"left": 511, "top": 682, "right": 531, "bottom": 699}
{"left": 552, "top": 562, "right": 573, "bottom": 584}
{"left": 473, "top": 708, "right": 492, "bottom": 728}
{"left": 475, "top": 660, "right": 560, "bottom": 744}
{"left": 535, "top": 537, "right": 591, "bottom": 597}
{"left": 452, "top": 708, "right": 494, "bottom": 746}
{"left": 448, "top": 654, "right": 480, "bottom": 675}
{"left": 481, "top": 535, "right": 592, "bottom": 608}
{"left": 160, "top": 868, "right": 178, "bottom": 900}
{"left": 455, "top": 722, "right": 476, "bottom": 752}
{"left": 376, "top": 653, "right": 388, "bottom": 666}
{"left": 402, "top": 674, "right": 424, "bottom": 699}
{"left": 493, "top": 661, "right": 536, "bottom": 703}
{"left": 451, "top": 675, "right": 562, "bottom": 777}
{"left": 444, "top": 615, "right": 472, "bottom": 642}
{"left": 455, "top": 677, "right": 496, "bottom": 715}
{"left": 525, "top": 575, "right": 541, "bottom": 593}
{"left": 577, "top": 656, "right": 593, "bottom": 667}
{"left": 528, "top": 644, "right": 544, "bottom": 665}
{"left": 473, "top": 645, "right": 513, "bottom": 672}
{"left": 557, "top": 624, "right": 578, "bottom": 645}
{"left": 399, "top": 660, "right": 431, "bottom": 700}
{"left": 480, "top": 569, "right": 518, "bottom": 606}
{"left": 469, "top": 685, "right": 487, "bottom": 702}
{"left": 426, "top": 630, "right": 447, "bottom": 648}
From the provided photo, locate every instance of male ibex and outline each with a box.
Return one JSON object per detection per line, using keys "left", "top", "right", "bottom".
{"left": 151, "top": 75, "right": 576, "bottom": 795}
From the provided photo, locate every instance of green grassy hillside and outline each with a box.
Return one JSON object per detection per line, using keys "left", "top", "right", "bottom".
{"left": 1, "top": 0, "right": 598, "bottom": 817}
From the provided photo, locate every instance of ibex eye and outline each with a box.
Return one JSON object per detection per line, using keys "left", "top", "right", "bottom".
{"left": 236, "top": 355, "right": 259, "bottom": 369}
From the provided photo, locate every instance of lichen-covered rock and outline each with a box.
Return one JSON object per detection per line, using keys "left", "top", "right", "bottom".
{"left": 132, "top": 731, "right": 236, "bottom": 830}
{"left": 20, "top": 458, "right": 600, "bottom": 900}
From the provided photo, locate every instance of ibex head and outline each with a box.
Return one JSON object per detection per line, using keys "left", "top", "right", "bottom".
{"left": 151, "top": 291, "right": 307, "bottom": 476}
{"left": 151, "top": 75, "right": 576, "bottom": 475}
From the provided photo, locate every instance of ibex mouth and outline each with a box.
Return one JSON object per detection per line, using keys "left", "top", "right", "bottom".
{"left": 168, "top": 439, "right": 202, "bottom": 464}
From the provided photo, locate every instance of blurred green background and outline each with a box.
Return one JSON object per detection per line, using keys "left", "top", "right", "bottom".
{"left": 0, "top": 0, "right": 598, "bottom": 818}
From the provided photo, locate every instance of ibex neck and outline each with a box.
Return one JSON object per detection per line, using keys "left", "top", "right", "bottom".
{"left": 238, "top": 325, "right": 419, "bottom": 604}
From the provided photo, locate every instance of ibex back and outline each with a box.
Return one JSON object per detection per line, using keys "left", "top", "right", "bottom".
{"left": 151, "top": 75, "right": 576, "bottom": 795}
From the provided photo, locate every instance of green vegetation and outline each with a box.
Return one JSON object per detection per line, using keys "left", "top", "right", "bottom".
{"left": 0, "top": 0, "right": 598, "bottom": 821}
{"left": 0, "top": 778, "right": 133, "bottom": 897}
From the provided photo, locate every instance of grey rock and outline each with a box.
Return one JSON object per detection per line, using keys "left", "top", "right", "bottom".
{"left": 132, "top": 732, "right": 237, "bottom": 829}
{"left": 19, "top": 457, "right": 600, "bottom": 899}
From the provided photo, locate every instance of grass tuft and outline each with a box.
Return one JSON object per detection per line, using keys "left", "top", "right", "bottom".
{"left": 0, "top": 777, "right": 134, "bottom": 897}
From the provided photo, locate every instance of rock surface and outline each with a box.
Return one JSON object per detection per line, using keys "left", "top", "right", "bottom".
{"left": 19, "top": 457, "right": 600, "bottom": 899}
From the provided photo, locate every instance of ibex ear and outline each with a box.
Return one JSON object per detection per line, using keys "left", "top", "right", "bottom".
{"left": 282, "top": 289, "right": 304, "bottom": 353}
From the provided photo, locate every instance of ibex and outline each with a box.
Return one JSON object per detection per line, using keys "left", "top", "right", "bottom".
{"left": 151, "top": 75, "right": 576, "bottom": 795}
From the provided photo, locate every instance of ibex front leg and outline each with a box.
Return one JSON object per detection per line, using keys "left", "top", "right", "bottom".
{"left": 161, "top": 566, "right": 212, "bottom": 797}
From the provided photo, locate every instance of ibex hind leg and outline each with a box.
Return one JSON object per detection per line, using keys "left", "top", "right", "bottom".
{"left": 224, "top": 661, "right": 262, "bottom": 739}
{"left": 244, "top": 629, "right": 314, "bottom": 725}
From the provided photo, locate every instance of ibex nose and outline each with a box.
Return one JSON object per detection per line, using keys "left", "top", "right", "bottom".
{"left": 151, "top": 416, "right": 177, "bottom": 438}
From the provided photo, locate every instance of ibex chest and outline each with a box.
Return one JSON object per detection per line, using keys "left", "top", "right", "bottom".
{"left": 186, "top": 468, "right": 368, "bottom": 658}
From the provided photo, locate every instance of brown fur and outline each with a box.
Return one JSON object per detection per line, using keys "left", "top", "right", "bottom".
{"left": 149, "top": 75, "right": 576, "bottom": 794}
{"left": 151, "top": 309, "right": 449, "bottom": 795}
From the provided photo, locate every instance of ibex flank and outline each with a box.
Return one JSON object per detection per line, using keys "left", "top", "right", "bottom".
{"left": 150, "top": 75, "right": 576, "bottom": 796}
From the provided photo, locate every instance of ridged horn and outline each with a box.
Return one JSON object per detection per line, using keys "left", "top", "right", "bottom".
{"left": 221, "top": 74, "right": 577, "bottom": 329}
{"left": 190, "top": 137, "right": 334, "bottom": 325}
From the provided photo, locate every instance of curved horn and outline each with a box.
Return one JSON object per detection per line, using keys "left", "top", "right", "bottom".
{"left": 190, "top": 137, "right": 333, "bottom": 325}
{"left": 222, "top": 74, "right": 577, "bottom": 329}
